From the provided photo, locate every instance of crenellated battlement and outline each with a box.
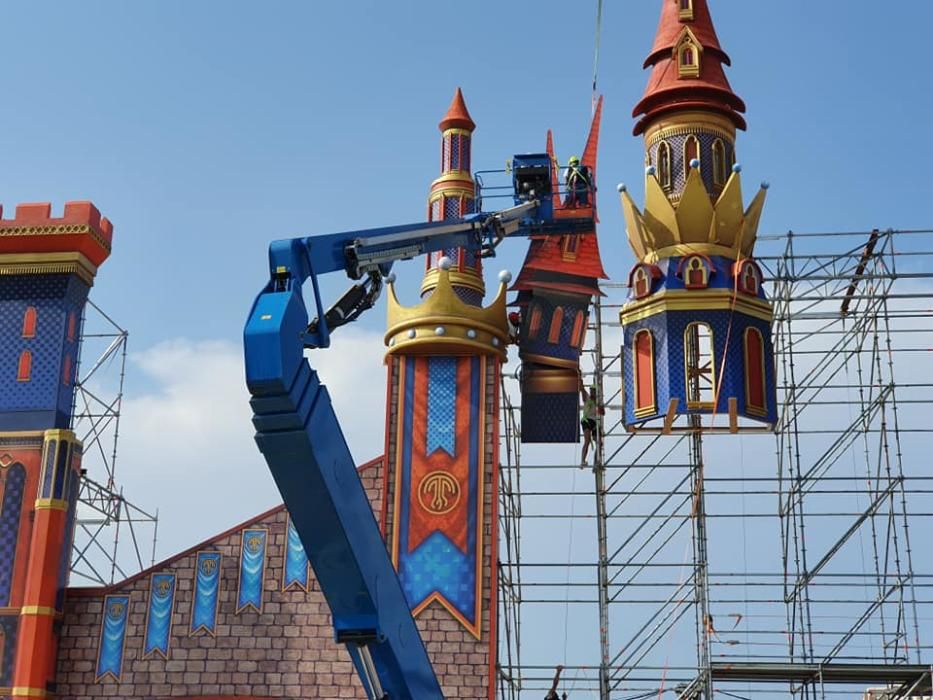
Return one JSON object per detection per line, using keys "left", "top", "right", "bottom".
{"left": 0, "top": 200, "right": 114, "bottom": 271}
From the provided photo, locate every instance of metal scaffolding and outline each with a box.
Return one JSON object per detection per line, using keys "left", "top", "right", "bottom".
{"left": 497, "top": 229, "right": 933, "bottom": 699}
{"left": 69, "top": 299, "right": 159, "bottom": 586}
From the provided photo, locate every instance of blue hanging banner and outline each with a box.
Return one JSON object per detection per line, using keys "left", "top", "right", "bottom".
{"left": 143, "top": 573, "right": 175, "bottom": 658}
{"left": 190, "top": 552, "right": 222, "bottom": 635}
{"left": 96, "top": 594, "right": 130, "bottom": 681}
{"left": 283, "top": 516, "right": 309, "bottom": 591}
{"left": 237, "top": 528, "right": 267, "bottom": 613}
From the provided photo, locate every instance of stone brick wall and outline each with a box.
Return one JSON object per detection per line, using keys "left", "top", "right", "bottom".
{"left": 55, "top": 461, "right": 388, "bottom": 699}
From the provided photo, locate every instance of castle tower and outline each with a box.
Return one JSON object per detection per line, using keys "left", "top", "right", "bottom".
{"left": 422, "top": 88, "right": 484, "bottom": 306}
{"left": 0, "top": 202, "right": 113, "bottom": 696}
{"left": 381, "top": 90, "right": 504, "bottom": 698}
{"left": 511, "top": 100, "right": 607, "bottom": 442}
{"left": 619, "top": 0, "right": 776, "bottom": 431}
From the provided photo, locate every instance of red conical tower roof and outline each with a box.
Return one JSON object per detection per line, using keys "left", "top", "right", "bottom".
{"left": 633, "top": 0, "right": 745, "bottom": 135}
{"left": 439, "top": 87, "right": 476, "bottom": 132}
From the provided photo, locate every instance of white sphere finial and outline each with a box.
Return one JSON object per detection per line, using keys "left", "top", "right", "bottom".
{"left": 732, "top": 163, "right": 742, "bottom": 174}
{"left": 645, "top": 165, "right": 657, "bottom": 177}
{"left": 689, "top": 158, "right": 700, "bottom": 170}
{"left": 617, "top": 183, "right": 627, "bottom": 193}
{"left": 385, "top": 272, "right": 397, "bottom": 284}
{"left": 761, "top": 181, "right": 771, "bottom": 190}
{"left": 498, "top": 269, "right": 512, "bottom": 284}
{"left": 438, "top": 256, "right": 453, "bottom": 271}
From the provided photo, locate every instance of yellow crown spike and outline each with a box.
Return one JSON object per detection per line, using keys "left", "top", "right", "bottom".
{"left": 676, "top": 167, "right": 715, "bottom": 246}
{"left": 620, "top": 188, "right": 650, "bottom": 261}
{"left": 643, "top": 174, "right": 679, "bottom": 250}
{"left": 710, "top": 170, "right": 744, "bottom": 245}
{"left": 739, "top": 186, "right": 769, "bottom": 258}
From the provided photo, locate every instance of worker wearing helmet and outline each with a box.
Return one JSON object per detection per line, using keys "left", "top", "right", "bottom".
{"left": 564, "top": 155, "right": 592, "bottom": 207}
{"left": 579, "top": 376, "right": 603, "bottom": 468}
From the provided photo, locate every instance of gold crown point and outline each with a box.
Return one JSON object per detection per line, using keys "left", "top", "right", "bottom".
{"left": 385, "top": 264, "right": 508, "bottom": 359}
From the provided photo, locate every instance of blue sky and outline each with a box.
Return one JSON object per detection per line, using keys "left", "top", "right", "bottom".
{"left": 3, "top": 1, "right": 932, "bottom": 355}
{"left": 5, "top": 1, "right": 933, "bottom": 693}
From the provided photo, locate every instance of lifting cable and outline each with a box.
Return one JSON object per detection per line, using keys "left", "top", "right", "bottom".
{"left": 591, "top": 0, "right": 604, "bottom": 116}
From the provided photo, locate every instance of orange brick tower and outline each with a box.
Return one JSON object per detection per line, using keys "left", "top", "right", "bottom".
{"left": 0, "top": 202, "right": 113, "bottom": 698}
{"left": 382, "top": 90, "right": 504, "bottom": 699}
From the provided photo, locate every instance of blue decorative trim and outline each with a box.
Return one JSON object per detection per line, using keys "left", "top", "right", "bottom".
{"left": 190, "top": 552, "right": 222, "bottom": 635}
{"left": 426, "top": 357, "right": 457, "bottom": 457}
{"left": 0, "top": 464, "right": 26, "bottom": 607}
{"left": 283, "top": 516, "right": 309, "bottom": 591}
{"left": 143, "top": 573, "right": 175, "bottom": 658}
{"left": 237, "top": 528, "right": 267, "bottom": 613}
{"left": 96, "top": 594, "right": 129, "bottom": 681}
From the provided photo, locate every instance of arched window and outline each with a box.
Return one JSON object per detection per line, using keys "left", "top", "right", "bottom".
{"left": 712, "top": 139, "right": 727, "bottom": 186}
{"left": 528, "top": 305, "right": 543, "bottom": 340}
{"left": 744, "top": 328, "right": 767, "bottom": 416}
{"left": 633, "top": 266, "right": 650, "bottom": 299}
{"left": 17, "top": 351, "right": 32, "bottom": 382}
{"left": 63, "top": 355, "right": 72, "bottom": 386}
{"left": 67, "top": 312, "right": 77, "bottom": 342}
{"left": 684, "top": 136, "right": 700, "bottom": 177}
{"left": 682, "top": 256, "right": 710, "bottom": 289}
{"left": 562, "top": 233, "right": 579, "bottom": 257}
{"left": 680, "top": 0, "right": 694, "bottom": 19}
{"left": 633, "top": 330, "right": 657, "bottom": 417}
{"left": 685, "top": 323, "right": 715, "bottom": 409}
{"left": 570, "top": 311, "right": 586, "bottom": 349}
{"left": 742, "top": 263, "right": 761, "bottom": 295}
{"left": 678, "top": 41, "right": 701, "bottom": 77}
{"left": 548, "top": 306, "right": 564, "bottom": 344}
{"left": 657, "top": 141, "right": 672, "bottom": 190}
{"left": 22, "top": 307, "right": 36, "bottom": 338}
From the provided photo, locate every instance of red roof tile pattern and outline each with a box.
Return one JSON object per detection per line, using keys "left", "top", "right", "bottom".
{"left": 438, "top": 87, "right": 476, "bottom": 132}
{"left": 633, "top": 0, "right": 746, "bottom": 135}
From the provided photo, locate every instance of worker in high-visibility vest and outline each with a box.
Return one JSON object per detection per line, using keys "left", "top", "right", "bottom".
{"left": 580, "top": 377, "right": 604, "bottom": 467}
{"left": 564, "top": 155, "right": 592, "bottom": 207}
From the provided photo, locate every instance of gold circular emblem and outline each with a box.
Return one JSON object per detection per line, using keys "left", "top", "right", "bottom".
{"left": 417, "top": 471, "right": 461, "bottom": 515}
{"left": 155, "top": 579, "right": 171, "bottom": 595}
{"left": 200, "top": 558, "right": 217, "bottom": 576}
{"left": 108, "top": 601, "right": 125, "bottom": 619}
{"left": 247, "top": 534, "right": 262, "bottom": 552}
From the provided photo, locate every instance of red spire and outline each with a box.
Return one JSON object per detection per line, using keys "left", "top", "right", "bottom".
{"left": 439, "top": 87, "right": 476, "bottom": 132}
{"left": 633, "top": 0, "right": 746, "bottom": 135}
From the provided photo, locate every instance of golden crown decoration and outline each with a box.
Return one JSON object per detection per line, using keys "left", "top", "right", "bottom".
{"left": 385, "top": 257, "right": 509, "bottom": 359}
{"left": 619, "top": 163, "right": 768, "bottom": 263}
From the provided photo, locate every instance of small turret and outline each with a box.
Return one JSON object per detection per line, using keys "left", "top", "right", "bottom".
{"left": 423, "top": 88, "right": 483, "bottom": 304}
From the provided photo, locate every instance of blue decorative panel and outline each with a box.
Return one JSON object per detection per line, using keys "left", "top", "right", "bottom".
{"left": 426, "top": 358, "right": 457, "bottom": 457}
{"left": 0, "top": 464, "right": 26, "bottom": 607}
{"left": 236, "top": 528, "right": 267, "bottom": 613}
{"left": 190, "top": 552, "right": 222, "bottom": 635}
{"left": 0, "top": 274, "right": 89, "bottom": 430}
{"left": 55, "top": 465, "right": 81, "bottom": 610}
{"left": 40, "top": 439, "right": 56, "bottom": 498}
{"left": 143, "top": 573, "right": 175, "bottom": 658}
{"left": 0, "top": 615, "right": 18, "bottom": 688}
{"left": 96, "top": 594, "right": 129, "bottom": 681}
{"left": 283, "top": 516, "right": 309, "bottom": 591}
{"left": 520, "top": 390, "right": 580, "bottom": 443}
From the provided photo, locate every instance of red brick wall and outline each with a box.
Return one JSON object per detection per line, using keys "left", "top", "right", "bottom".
{"left": 55, "top": 463, "right": 389, "bottom": 699}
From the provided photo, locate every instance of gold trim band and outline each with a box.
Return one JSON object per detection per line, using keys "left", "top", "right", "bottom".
{"left": 34, "top": 498, "right": 69, "bottom": 511}
{"left": 20, "top": 605, "right": 58, "bottom": 617}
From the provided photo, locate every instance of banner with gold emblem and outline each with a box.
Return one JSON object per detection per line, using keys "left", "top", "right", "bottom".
{"left": 391, "top": 355, "right": 484, "bottom": 638}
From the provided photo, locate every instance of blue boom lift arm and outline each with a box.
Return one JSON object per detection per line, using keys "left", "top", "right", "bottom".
{"left": 242, "top": 155, "right": 587, "bottom": 699}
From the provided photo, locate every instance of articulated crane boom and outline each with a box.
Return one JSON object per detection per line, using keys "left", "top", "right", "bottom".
{"left": 242, "top": 155, "right": 591, "bottom": 698}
